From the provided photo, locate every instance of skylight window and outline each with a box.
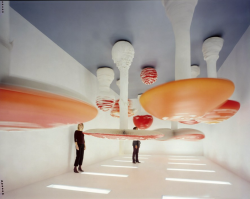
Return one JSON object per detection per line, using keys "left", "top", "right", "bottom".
{"left": 162, "top": 196, "right": 214, "bottom": 199}
{"left": 169, "top": 158, "right": 199, "bottom": 161}
{"left": 165, "top": 178, "right": 231, "bottom": 185}
{"left": 169, "top": 156, "right": 197, "bottom": 158}
{"left": 47, "top": 184, "right": 111, "bottom": 194}
{"left": 168, "top": 162, "right": 206, "bottom": 165}
{"left": 114, "top": 160, "right": 144, "bottom": 163}
{"left": 101, "top": 165, "right": 137, "bottom": 168}
{"left": 167, "top": 168, "right": 215, "bottom": 172}
{"left": 82, "top": 172, "right": 128, "bottom": 177}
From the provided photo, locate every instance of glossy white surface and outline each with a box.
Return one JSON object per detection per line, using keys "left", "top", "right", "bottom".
{"left": 4, "top": 155, "right": 250, "bottom": 199}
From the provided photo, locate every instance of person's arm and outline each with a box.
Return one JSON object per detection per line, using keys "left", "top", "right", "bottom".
{"left": 75, "top": 142, "right": 79, "bottom": 150}
{"left": 83, "top": 132, "right": 86, "bottom": 150}
{"left": 74, "top": 132, "right": 79, "bottom": 150}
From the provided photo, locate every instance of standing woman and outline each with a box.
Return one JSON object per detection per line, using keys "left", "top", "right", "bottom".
{"left": 74, "top": 123, "right": 86, "bottom": 173}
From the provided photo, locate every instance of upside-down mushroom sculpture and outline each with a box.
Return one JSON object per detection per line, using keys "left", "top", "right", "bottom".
{"left": 140, "top": 67, "right": 158, "bottom": 85}
{"left": 179, "top": 65, "right": 201, "bottom": 125}
{"left": 197, "top": 100, "right": 240, "bottom": 124}
{"left": 110, "top": 79, "right": 136, "bottom": 118}
{"left": 0, "top": 3, "right": 98, "bottom": 131}
{"left": 110, "top": 99, "right": 135, "bottom": 118}
{"left": 85, "top": 41, "right": 164, "bottom": 152}
{"left": 0, "top": 83, "right": 98, "bottom": 130}
{"left": 194, "top": 37, "right": 241, "bottom": 124}
{"left": 140, "top": 0, "right": 235, "bottom": 124}
{"left": 84, "top": 129, "right": 163, "bottom": 140}
{"left": 96, "top": 67, "right": 115, "bottom": 112}
{"left": 133, "top": 94, "right": 153, "bottom": 129}
{"left": 155, "top": 128, "right": 204, "bottom": 141}
{"left": 140, "top": 0, "right": 238, "bottom": 141}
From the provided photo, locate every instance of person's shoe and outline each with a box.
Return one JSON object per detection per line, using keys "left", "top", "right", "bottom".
{"left": 133, "top": 161, "right": 136, "bottom": 164}
{"left": 74, "top": 167, "right": 79, "bottom": 173}
{"left": 136, "top": 161, "right": 141, "bottom": 163}
{"left": 78, "top": 166, "right": 84, "bottom": 172}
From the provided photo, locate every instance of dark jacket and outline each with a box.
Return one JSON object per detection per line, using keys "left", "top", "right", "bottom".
{"left": 74, "top": 130, "right": 85, "bottom": 145}
{"left": 132, "top": 140, "right": 141, "bottom": 147}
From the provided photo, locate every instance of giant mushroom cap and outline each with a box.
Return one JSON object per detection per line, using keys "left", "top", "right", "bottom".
{"left": 197, "top": 100, "right": 240, "bottom": 124}
{"left": 96, "top": 90, "right": 115, "bottom": 112}
{"left": 0, "top": 84, "right": 98, "bottom": 131}
{"left": 96, "top": 96, "right": 115, "bottom": 112}
{"left": 84, "top": 129, "right": 163, "bottom": 140}
{"left": 173, "top": 128, "right": 205, "bottom": 141}
{"left": 154, "top": 128, "right": 174, "bottom": 141}
{"left": 133, "top": 115, "right": 153, "bottom": 129}
{"left": 140, "top": 78, "right": 235, "bottom": 121}
{"left": 110, "top": 99, "right": 135, "bottom": 118}
{"left": 179, "top": 120, "right": 200, "bottom": 125}
{"left": 140, "top": 67, "right": 158, "bottom": 85}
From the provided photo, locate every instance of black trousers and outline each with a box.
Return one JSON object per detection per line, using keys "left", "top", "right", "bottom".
{"left": 132, "top": 146, "right": 139, "bottom": 162}
{"left": 74, "top": 144, "right": 84, "bottom": 167}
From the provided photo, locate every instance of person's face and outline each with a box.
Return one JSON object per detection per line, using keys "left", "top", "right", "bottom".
{"left": 78, "top": 124, "right": 84, "bottom": 131}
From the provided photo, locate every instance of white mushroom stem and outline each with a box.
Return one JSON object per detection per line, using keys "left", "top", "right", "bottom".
{"left": 116, "top": 79, "right": 120, "bottom": 89}
{"left": 202, "top": 37, "right": 224, "bottom": 78}
{"left": 171, "top": 121, "right": 178, "bottom": 130}
{"left": 191, "top": 65, "right": 200, "bottom": 78}
{"left": 112, "top": 41, "right": 135, "bottom": 155}
{"left": 163, "top": 0, "right": 197, "bottom": 129}
{"left": 119, "top": 67, "right": 129, "bottom": 129}
{"left": 137, "top": 94, "right": 149, "bottom": 115}
{"left": 162, "top": 0, "right": 198, "bottom": 80}
{"left": 0, "top": 1, "right": 12, "bottom": 82}
{"left": 96, "top": 67, "right": 114, "bottom": 92}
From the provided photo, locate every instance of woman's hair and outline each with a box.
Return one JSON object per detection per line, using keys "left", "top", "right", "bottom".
{"left": 78, "top": 123, "right": 84, "bottom": 130}
{"left": 133, "top": 127, "right": 138, "bottom": 130}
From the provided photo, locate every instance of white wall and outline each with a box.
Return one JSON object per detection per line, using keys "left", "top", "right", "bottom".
{"left": 203, "top": 25, "right": 250, "bottom": 183}
{"left": 0, "top": 8, "right": 120, "bottom": 192}
{"left": 124, "top": 99, "right": 209, "bottom": 156}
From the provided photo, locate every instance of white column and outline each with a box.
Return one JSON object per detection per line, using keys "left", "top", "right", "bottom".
{"left": 202, "top": 37, "right": 224, "bottom": 78}
{"left": 112, "top": 41, "right": 135, "bottom": 155}
{"left": 0, "top": 1, "right": 12, "bottom": 82}
{"left": 162, "top": 0, "right": 198, "bottom": 80}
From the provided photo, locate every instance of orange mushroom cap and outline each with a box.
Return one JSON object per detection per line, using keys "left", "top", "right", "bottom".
{"left": 0, "top": 85, "right": 98, "bottom": 130}
{"left": 140, "top": 78, "right": 235, "bottom": 121}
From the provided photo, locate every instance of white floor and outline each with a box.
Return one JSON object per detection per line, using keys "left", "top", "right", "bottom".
{"left": 4, "top": 155, "right": 250, "bottom": 199}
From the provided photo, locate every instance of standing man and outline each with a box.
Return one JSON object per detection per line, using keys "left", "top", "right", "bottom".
{"left": 132, "top": 127, "right": 141, "bottom": 164}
